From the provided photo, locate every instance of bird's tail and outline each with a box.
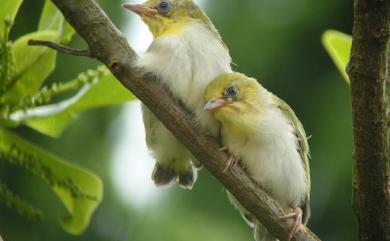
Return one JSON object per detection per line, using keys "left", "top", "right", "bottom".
{"left": 227, "top": 191, "right": 278, "bottom": 241}
{"left": 151, "top": 163, "right": 197, "bottom": 189}
{"left": 226, "top": 191, "right": 255, "bottom": 226}
{"left": 254, "top": 222, "right": 278, "bottom": 241}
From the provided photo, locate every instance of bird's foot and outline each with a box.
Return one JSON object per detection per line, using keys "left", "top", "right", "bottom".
{"left": 279, "top": 207, "right": 303, "bottom": 241}
{"left": 218, "top": 146, "right": 228, "bottom": 152}
{"left": 223, "top": 152, "right": 237, "bottom": 172}
{"left": 218, "top": 146, "right": 238, "bottom": 172}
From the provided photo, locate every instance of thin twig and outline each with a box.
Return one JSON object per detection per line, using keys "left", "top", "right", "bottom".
{"left": 28, "top": 39, "right": 93, "bottom": 58}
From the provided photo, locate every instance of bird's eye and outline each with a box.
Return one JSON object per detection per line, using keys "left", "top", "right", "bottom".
{"left": 225, "top": 86, "right": 239, "bottom": 97}
{"left": 158, "top": 1, "right": 171, "bottom": 13}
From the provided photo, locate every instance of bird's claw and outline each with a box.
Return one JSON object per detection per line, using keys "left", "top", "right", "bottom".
{"left": 223, "top": 152, "right": 237, "bottom": 172}
{"left": 218, "top": 146, "right": 237, "bottom": 172}
{"left": 218, "top": 146, "right": 228, "bottom": 152}
{"left": 278, "top": 207, "right": 303, "bottom": 241}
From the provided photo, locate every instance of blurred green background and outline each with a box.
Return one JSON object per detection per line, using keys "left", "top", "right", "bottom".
{"left": 0, "top": 0, "right": 354, "bottom": 240}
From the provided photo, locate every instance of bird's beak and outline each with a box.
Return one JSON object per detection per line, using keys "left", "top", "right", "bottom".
{"left": 121, "top": 3, "right": 158, "bottom": 17}
{"left": 204, "top": 99, "right": 229, "bottom": 111}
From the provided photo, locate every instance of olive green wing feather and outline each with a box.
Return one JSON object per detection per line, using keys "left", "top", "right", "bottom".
{"left": 141, "top": 104, "right": 159, "bottom": 148}
{"left": 187, "top": 1, "right": 229, "bottom": 52}
{"left": 274, "top": 96, "right": 311, "bottom": 225}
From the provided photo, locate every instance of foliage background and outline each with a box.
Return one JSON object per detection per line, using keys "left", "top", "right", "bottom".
{"left": 0, "top": 0, "right": 354, "bottom": 240}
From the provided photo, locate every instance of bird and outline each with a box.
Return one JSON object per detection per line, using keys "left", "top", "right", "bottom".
{"left": 122, "top": 0, "right": 232, "bottom": 189}
{"left": 204, "top": 72, "right": 311, "bottom": 241}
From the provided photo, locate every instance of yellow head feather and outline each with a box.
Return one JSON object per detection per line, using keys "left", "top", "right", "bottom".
{"left": 204, "top": 72, "right": 268, "bottom": 134}
{"left": 133, "top": 0, "right": 222, "bottom": 38}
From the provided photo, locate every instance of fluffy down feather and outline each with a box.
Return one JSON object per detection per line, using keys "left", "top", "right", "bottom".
{"left": 137, "top": 20, "right": 232, "bottom": 188}
{"left": 204, "top": 73, "right": 310, "bottom": 241}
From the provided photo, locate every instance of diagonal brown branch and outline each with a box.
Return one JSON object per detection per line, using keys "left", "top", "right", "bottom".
{"left": 49, "top": 0, "right": 321, "bottom": 240}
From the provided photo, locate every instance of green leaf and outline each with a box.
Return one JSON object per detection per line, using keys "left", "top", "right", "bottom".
{"left": 1, "top": 31, "right": 57, "bottom": 104}
{"left": 12, "top": 31, "right": 56, "bottom": 82}
{"left": 72, "top": 71, "right": 136, "bottom": 109}
{"left": 24, "top": 110, "right": 77, "bottom": 138}
{"left": 13, "top": 85, "right": 91, "bottom": 137}
{"left": 38, "top": 0, "right": 62, "bottom": 31}
{"left": 0, "top": 128, "right": 103, "bottom": 234}
{"left": 322, "top": 30, "right": 352, "bottom": 83}
{"left": 9, "top": 67, "right": 136, "bottom": 137}
{"left": 38, "top": 0, "right": 75, "bottom": 43}
{"left": 0, "top": 0, "right": 23, "bottom": 40}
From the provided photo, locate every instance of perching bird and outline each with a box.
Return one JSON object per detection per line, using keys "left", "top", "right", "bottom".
{"left": 122, "top": 0, "right": 232, "bottom": 188}
{"left": 204, "top": 72, "right": 311, "bottom": 241}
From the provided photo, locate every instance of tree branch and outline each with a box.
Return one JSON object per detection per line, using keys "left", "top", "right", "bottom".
{"left": 28, "top": 39, "right": 92, "bottom": 58}
{"left": 387, "top": 54, "right": 390, "bottom": 126}
{"left": 49, "top": 0, "right": 320, "bottom": 240}
{"left": 347, "top": 0, "right": 390, "bottom": 240}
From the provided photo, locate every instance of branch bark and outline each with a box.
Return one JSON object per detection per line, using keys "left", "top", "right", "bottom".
{"left": 49, "top": 0, "right": 320, "bottom": 240}
{"left": 347, "top": 0, "right": 390, "bottom": 240}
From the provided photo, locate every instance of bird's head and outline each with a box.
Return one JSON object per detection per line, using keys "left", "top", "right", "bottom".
{"left": 122, "top": 0, "right": 215, "bottom": 38}
{"left": 204, "top": 72, "right": 266, "bottom": 130}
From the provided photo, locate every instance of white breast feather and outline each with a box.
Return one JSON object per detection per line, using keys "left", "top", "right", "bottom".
{"left": 223, "top": 106, "right": 307, "bottom": 207}
{"left": 136, "top": 21, "right": 232, "bottom": 132}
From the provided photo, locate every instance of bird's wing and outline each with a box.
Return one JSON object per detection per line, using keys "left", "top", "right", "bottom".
{"left": 274, "top": 96, "right": 311, "bottom": 225}
{"left": 141, "top": 104, "right": 159, "bottom": 148}
{"left": 189, "top": 6, "right": 230, "bottom": 53}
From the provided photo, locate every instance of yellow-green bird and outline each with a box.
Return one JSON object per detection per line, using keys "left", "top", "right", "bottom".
{"left": 204, "top": 72, "right": 311, "bottom": 241}
{"left": 122, "top": 0, "right": 232, "bottom": 188}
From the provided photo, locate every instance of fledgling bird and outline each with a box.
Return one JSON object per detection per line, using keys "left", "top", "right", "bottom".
{"left": 122, "top": 0, "right": 232, "bottom": 188}
{"left": 204, "top": 72, "right": 311, "bottom": 241}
